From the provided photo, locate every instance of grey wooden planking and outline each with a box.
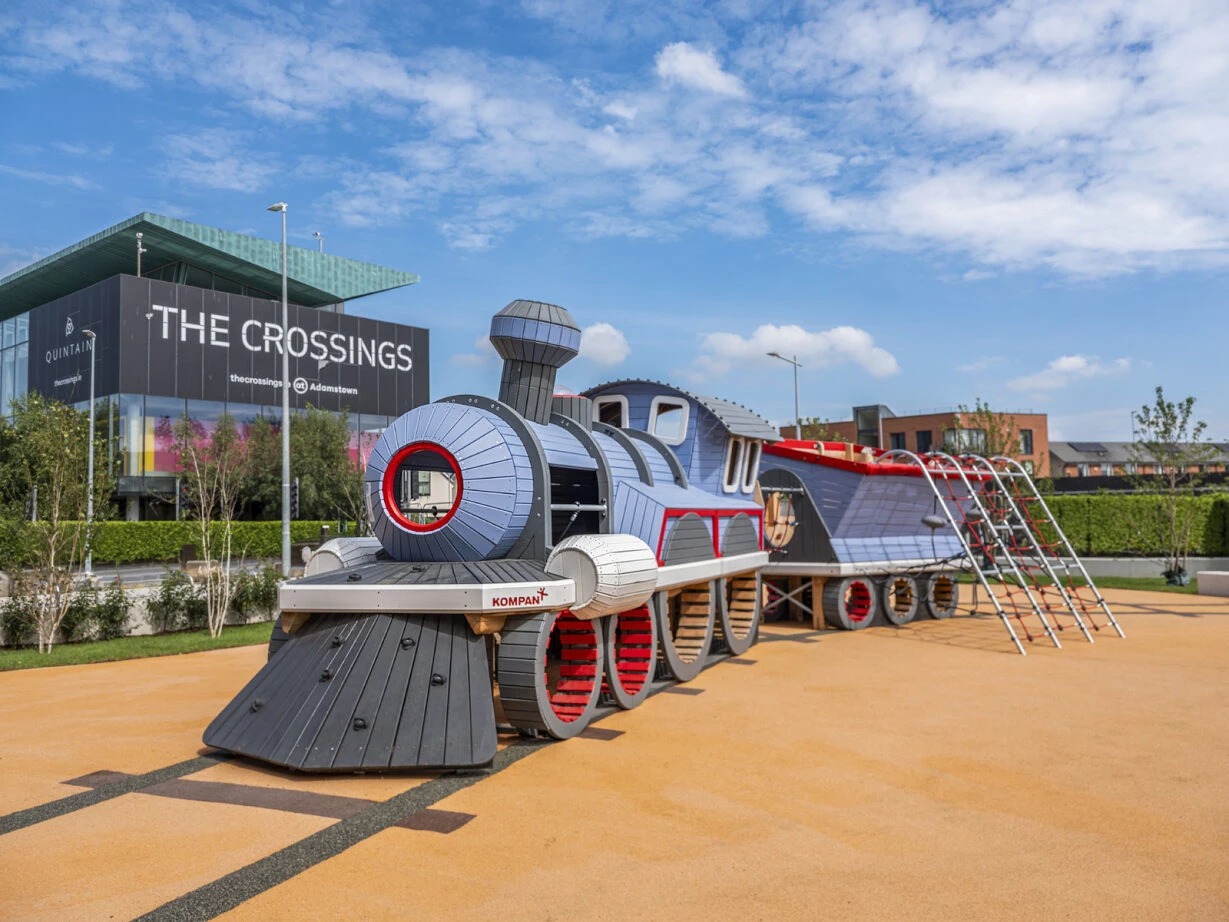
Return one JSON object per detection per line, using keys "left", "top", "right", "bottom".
{"left": 528, "top": 420, "right": 598, "bottom": 470}
{"left": 721, "top": 513, "right": 761, "bottom": 557}
{"left": 661, "top": 512, "right": 715, "bottom": 564}
{"left": 593, "top": 431, "right": 642, "bottom": 485}
{"left": 293, "top": 559, "right": 555, "bottom": 587}
{"left": 203, "top": 613, "right": 497, "bottom": 771}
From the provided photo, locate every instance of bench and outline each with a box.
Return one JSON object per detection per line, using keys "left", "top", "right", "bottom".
{"left": 1196, "top": 572, "right": 1229, "bottom": 597}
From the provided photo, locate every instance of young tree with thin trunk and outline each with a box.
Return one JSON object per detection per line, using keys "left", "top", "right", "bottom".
{"left": 948, "top": 399, "right": 1021, "bottom": 458}
{"left": 1129, "top": 387, "right": 1218, "bottom": 580}
{"left": 174, "top": 412, "right": 246, "bottom": 637}
{"left": 0, "top": 394, "right": 112, "bottom": 652}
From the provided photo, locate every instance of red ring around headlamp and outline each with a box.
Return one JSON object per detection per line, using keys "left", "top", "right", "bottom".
{"left": 381, "top": 441, "right": 463, "bottom": 533}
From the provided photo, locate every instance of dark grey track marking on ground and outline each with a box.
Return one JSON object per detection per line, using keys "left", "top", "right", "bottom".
{"left": 134, "top": 739, "right": 550, "bottom": 922}
{"left": 0, "top": 754, "right": 229, "bottom": 837}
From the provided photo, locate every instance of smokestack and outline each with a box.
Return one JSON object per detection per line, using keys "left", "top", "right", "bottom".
{"left": 489, "top": 300, "right": 581, "bottom": 425}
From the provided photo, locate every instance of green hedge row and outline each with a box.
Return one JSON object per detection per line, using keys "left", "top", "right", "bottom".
{"left": 0, "top": 520, "right": 355, "bottom": 566}
{"left": 1042, "top": 494, "right": 1229, "bottom": 557}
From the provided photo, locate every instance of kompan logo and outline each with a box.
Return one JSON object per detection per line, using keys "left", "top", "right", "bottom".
{"left": 489, "top": 587, "right": 551, "bottom": 608}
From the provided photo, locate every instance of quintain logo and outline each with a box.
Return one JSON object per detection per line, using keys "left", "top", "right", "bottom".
{"left": 65, "top": 316, "right": 74, "bottom": 336}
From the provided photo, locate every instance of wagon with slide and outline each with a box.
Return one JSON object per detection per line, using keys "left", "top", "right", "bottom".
{"left": 755, "top": 439, "right": 970, "bottom": 631}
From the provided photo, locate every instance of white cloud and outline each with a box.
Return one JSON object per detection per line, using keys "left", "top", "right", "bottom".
{"left": 654, "top": 42, "right": 747, "bottom": 98}
{"left": 603, "top": 100, "right": 637, "bottom": 121}
{"left": 1007, "top": 355, "right": 1131, "bottom": 392}
{"left": 957, "top": 356, "right": 1003, "bottom": 373}
{"left": 6, "top": 0, "right": 1229, "bottom": 273}
{"left": 0, "top": 163, "right": 93, "bottom": 190}
{"left": 694, "top": 323, "right": 900, "bottom": 380}
{"left": 452, "top": 334, "right": 498, "bottom": 366}
{"left": 162, "top": 131, "right": 274, "bottom": 193}
{"left": 579, "top": 322, "right": 630, "bottom": 366}
{"left": 0, "top": 244, "right": 52, "bottom": 279}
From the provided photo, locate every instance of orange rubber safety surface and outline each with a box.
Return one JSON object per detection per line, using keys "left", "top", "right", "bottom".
{"left": 2, "top": 588, "right": 1228, "bottom": 922}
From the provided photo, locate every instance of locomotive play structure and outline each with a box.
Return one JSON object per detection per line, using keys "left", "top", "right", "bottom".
{"left": 205, "top": 300, "right": 1123, "bottom": 772}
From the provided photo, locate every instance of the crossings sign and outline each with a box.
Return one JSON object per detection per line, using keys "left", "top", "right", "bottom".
{"left": 28, "top": 274, "right": 429, "bottom": 417}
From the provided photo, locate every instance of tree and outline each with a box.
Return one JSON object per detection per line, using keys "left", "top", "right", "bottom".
{"left": 290, "top": 406, "right": 368, "bottom": 529}
{"left": 174, "top": 412, "right": 246, "bottom": 636}
{"left": 1129, "top": 387, "right": 1219, "bottom": 581}
{"left": 0, "top": 394, "right": 113, "bottom": 653}
{"left": 798, "top": 416, "right": 841, "bottom": 441}
{"left": 239, "top": 416, "right": 282, "bottom": 518}
{"left": 946, "top": 399, "right": 1021, "bottom": 459}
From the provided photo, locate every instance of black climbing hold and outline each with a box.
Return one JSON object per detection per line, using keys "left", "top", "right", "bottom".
{"left": 321, "top": 668, "right": 334, "bottom": 681}
{"left": 352, "top": 717, "right": 368, "bottom": 730}
{"left": 250, "top": 699, "right": 264, "bottom": 712}
{"left": 431, "top": 673, "right": 446, "bottom": 686}
{"left": 331, "top": 635, "right": 344, "bottom": 646}
{"left": 400, "top": 636, "right": 416, "bottom": 649}
{"left": 347, "top": 572, "right": 362, "bottom": 581}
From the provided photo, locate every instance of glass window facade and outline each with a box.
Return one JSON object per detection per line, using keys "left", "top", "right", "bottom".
{"left": 0, "top": 311, "right": 31, "bottom": 417}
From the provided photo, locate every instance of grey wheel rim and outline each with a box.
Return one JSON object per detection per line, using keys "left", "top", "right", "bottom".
{"left": 821, "top": 577, "right": 878, "bottom": 631}
{"left": 654, "top": 583, "right": 714, "bottom": 682}
{"left": 881, "top": 575, "right": 920, "bottom": 626}
{"left": 718, "top": 574, "right": 760, "bottom": 655}
{"left": 924, "top": 574, "right": 959, "bottom": 619}
{"left": 497, "top": 610, "right": 603, "bottom": 739}
{"left": 602, "top": 605, "right": 657, "bottom": 709}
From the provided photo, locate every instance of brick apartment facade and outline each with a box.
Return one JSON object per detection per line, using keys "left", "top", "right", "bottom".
{"left": 782, "top": 404, "right": 1051, "bottom": 476}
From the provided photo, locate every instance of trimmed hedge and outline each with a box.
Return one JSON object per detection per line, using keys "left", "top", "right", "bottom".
{"left": 1042, "top": 494, "right": 1229, "bottom": 557}
{"left": 0, "top": 520, "right": 355, "bottom": 566}
{"left": 0, "top": 495, "right": 1225, "bottom": 564}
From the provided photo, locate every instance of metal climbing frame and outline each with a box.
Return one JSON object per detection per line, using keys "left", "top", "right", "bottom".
{"left": 878, "top": 449, "right": 1033, "bottom": 655}
{"left": 961, "top": 455, "right": 1095, "bottom": 644}
{"left": 986, "top": 456, "right": 1125, "bottom": 638}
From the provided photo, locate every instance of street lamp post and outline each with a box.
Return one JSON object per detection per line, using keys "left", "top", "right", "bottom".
{"left": 312, "top": 231, "right": 324, "bottom": 252}
{"left": 136, "top": 232, "right": 147, "bottom": 277}
{"left": 768, "top": 351, "right": 802, "bottom": 439}
{"left": 83, "top": 329, "right": 96, "bottom": 578}
{"left": 268, "top": 203, "right": 291, "bottom": 576}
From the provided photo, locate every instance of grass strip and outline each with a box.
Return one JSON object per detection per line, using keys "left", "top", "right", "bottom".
{"left": 956, "top": 573, "right": 1198, "bottom": 595}
{"left": 0, "top": 622, "right": 274, "bottom": 671}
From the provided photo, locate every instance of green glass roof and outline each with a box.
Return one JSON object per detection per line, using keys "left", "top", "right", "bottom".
{"left": 0, "top": 213, "right": 419, "bottom": 319}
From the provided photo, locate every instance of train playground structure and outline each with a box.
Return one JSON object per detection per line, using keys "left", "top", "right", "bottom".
{"left": 204, "top": 300, "right": 1123, "bottom": 774}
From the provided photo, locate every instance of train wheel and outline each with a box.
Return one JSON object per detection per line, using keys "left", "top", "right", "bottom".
{"left": 602, "top": 605, "right": 657, "bottom": 709}
{"left": 718, "top": 573, "right": 760, "bottom": 655}
{"left": 922, "top": 574, "right": 960, "bottom": 619}
{"left": 654, "top": 582, "right": 715, "bottom": 682}
{"left": 880, "top": 575, "right": 920, "bottom": 626}
{"left": 821, "top": 576, "right": 878, "bottom": 630}
{"left": 497, "top": 610, "right": 603, "bottom": 739}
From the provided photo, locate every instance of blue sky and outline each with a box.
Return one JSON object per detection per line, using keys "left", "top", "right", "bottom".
{"left": 1, "top": 0, "right": 1226, "bottom": 440}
